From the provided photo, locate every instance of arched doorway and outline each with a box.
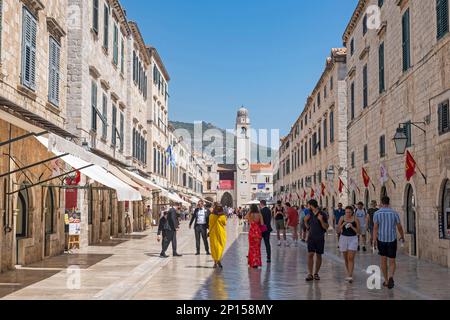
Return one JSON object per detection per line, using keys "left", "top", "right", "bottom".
{"left": 44, "top": 187, "right": 56, "bottom": 257}
{"left": 220, "top": 192, "right": 233, "bottom": 208}
{"left": 405, "top": 184, "right": 417, "bottom": 256}
{"left": 16, "top": 186, "right": 29, "bottom": 265}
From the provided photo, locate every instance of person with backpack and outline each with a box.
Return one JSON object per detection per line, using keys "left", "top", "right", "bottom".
{"left": 355, "top": 202, "right": 369, "bottom": 252}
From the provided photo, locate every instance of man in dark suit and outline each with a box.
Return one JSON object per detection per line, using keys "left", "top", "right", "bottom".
{"left": 260, "top": 200, "right": 273, "bottom": 263}
{"left": 189, "top": 200, "right": 210, "bottom": 255}
{"left": 160, "top": 205, "right": 182, "bottom": 258}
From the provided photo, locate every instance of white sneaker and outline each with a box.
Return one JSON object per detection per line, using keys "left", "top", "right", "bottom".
{"left": 345, "top": 277, "right": 354, "bottom": 283}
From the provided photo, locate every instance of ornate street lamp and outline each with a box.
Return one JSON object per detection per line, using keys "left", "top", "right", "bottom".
{"left": 393, "top": 127, "right": 408, "bottom": 155}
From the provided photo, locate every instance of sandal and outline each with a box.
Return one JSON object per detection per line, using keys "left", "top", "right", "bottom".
{"left": 305, "top": 274, "right": 314, "bottom": 282}
{"left": 314, "top": 274, "right": 321, "bottom": 281}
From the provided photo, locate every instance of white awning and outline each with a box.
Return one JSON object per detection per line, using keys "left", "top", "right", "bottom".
{"left": 36, "top": 136, "right": 142, "bottom": 202}
{"left": 190, "top": 196, "right": 201, "bottom": 204}
{"left": 108, "top": 165, "right": 152, "bottom": 199}
{"left": 165, "top": 191, "right": 190, "bottom": 207}
{"left": 120, "top": 169, "right": 166, "bottom": 193}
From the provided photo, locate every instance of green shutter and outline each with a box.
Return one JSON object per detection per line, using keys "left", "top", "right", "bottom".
{"left": 437, "top": 0, "right": 449, "bottom": 39}
{"left": 113, "top": 24, "right": 118, "bottom": 65}
{"left": 111, "top": 104, "right": 117, "bottom": 146}
{"left": 121, "top": 38, "right": 124, "bottom": 73}
{"left": 103, "top": 5, "right": 109, "bottom": 49}
{"left": 48, "top": 38, "right": 60, "bottom": 106}
{"left": 91, "top": 82, "right": 98, "bottom": 131}
{"left": 22, "top": 7, "right": 37, "bottom": 90}
{"left": 93, "top": 0, "right": 99, "bottom": 33}
{"left": 379, "top": 42, "right": 385, "bottom": 93}
{"left": 402, "top": 9, "right": 411, "bottom": 71}
{"left": 102, "top": 94, "right": 108, "bottom": 138}
{"left": 119, "top": 113, "right": 124, "bottom": 152}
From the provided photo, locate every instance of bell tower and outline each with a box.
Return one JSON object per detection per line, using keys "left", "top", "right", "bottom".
{"left": 236, "top": 107, "right": 251, "bottom": 208}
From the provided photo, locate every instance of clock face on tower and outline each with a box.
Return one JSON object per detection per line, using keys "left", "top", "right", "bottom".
{"left": 238, "top": 159, "right": 249, "bottom": 171}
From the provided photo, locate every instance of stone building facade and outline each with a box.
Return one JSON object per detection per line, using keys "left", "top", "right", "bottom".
{"left": 277, "top": 48, "right": 348, "bottom": 212}
{"left": 0, "top": 0, "right": 70, "bottom": 271}
{"left": 344, "top": 0, "right": 450, "bottom": 267}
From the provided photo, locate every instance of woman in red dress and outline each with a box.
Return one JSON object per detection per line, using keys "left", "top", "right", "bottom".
{"left": 246, "top": 204, "right": 263, "bottom": 269}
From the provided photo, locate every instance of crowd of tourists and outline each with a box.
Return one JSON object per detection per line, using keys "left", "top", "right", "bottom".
{"left": 155, "top": 196, "right": 405, "bottom": 290}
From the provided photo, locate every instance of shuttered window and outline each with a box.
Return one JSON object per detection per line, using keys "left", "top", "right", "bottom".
{"left": 21, "top": 7, "right": 37, "bottom": 90}
{"left": 402, "top": 9, "right": 411, "bottom": 72}
{"left": 93, "top": 0, "right": 99, "bottom": 33}
{"left": 363, "top": 64, "right": 368, "bottom": 108}
{"left": 363, "top": 14, "right": 368, "bottom": 35}
{"left": 351, "top": 152, "right": 355, "bottom": 168}
{"left": 364, "top": 145, "right": 369, "bottom": 163}
{"left": 351, "top": 82, "right": 355, "bottom": 119}
{"left": 437, "top": 0, "right": 449, "bottom": 39}
{"left": 438, "top": 100, "right": 450, "bottom": 135}
{"left": 403, "top": 121, "right": 412, "bottom": 147}
{"left": 111, "top": 104, "right": 117, "bottom": 146}
{"left": 113, "top": 24, "right": 118, "bottom": 65}
{"left": 91, "top": 82, "right": 98, "bottom": 131}
{"left": 103, "top": 4, "right": 109, "bottom": 50}
{"left": 379, "top": 135, "right": 386, "bottom": 158}
{"left": 323, "top": 118, "right": 328, "bottom": 148}
{"left": 101, "top": 94, "right": 108, "bottom": 139}
{"left": 330, "top": 111, "right": 335, "bottom": 143}
{"left": 120, "top": 38, "right": 124, "bottom": 74}
{"left": 48, "top": 37, "right": 61, "bottom": 106}
{"left": 379, "top": 42, "right": 385, "bottom": 93}
{"left": 119, "top": 112, "right": 124, "bottom": 152}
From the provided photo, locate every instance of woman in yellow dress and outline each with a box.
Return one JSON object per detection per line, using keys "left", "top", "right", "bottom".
{"left": 209, "top": 205, "right": 227, "bottom": 269}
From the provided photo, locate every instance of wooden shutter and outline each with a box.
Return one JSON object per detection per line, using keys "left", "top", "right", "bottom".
{"left": 439, "top": 100, "right": 449, "bottom": 134}
{"left": 102, "top": 94, "right": 108, "bottom": 138}
{"left": 379, "top": 42, "right": 385, "bottom": 93}
{"left": 113, "top": 24, "right": 118, "bottom": 65}
{"left": 103, "top": 4, "right": 109, "bottom": 49}
{"left": 111, "top": 104, "right": 117, "bottom": 146}
{"left": 93, "top": 0, "right": 99, "bottom": 33}
{"left": 91, "top": 83, "right": 97, "bottom": 131}
{"left": 22, "top": 7, "right": 37, "bottom": 90}
{"left": 48, "top": 38, "right": 60, "bottom": 106}
{"left": 437, "top": 0, "right": 449, "bottom": 39}
{"left": 330, "top": 111, "right": 334, "bottom": 142}
{"left": 119, "top": 113, "right": 124, "bottom": 152}
{"left": 402, "top": 9, "right": 411, "bottom": 71}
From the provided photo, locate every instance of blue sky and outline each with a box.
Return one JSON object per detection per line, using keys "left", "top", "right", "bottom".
{"left": 121, "top": 0, "right": 358, "bottom": 138}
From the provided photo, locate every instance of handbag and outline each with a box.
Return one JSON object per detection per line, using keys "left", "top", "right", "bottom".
{"left": 260, "top": 224, "right": 268, "bottom": 233}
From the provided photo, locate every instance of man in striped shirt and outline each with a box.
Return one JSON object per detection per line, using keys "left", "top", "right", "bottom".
{"left": 373, "top": 196, "right": 405, "bottom": 289}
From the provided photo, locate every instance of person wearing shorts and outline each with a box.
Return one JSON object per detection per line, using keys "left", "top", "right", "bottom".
{"left": 338, "top": 206, "right": 361, "bottom": 283}
{"left": 373, "top": 196, "right": 405, "bottom": 290}
{"left": 304, "top": 200, "right": 329, "bottom": 282}
{"left": 355, "top": 202, "right": 369, "bottom": 251}
{"left": 367, "top": 200, "right": 379, "bottom": 248}
{"left": 286, "top": 203, "right": 299, "bottom": 247}
{"left": 273, "top": 201, "right": 287, "bottom": 246}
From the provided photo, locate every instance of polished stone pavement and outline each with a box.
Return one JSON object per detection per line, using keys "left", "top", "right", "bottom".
{"left": 1, "top": 218, "right": 450, "bottom": 300}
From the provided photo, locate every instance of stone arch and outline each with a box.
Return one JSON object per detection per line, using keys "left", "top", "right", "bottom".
{"left": 220, "top": 192, "right": 233, "bottom": 208}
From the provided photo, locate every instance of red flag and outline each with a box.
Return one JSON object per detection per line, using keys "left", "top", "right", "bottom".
{"left": 296, "top": 192, "right": 301, "bottom": 200}
{"left": 303, "top": 190, "right": 307, "bottom": 200}
{"left": 321, "top": 182, "right": 326, "bottom": 197}
{"left": 406, "top": 151, "right": 417, "bottom": 181}
{"left": 310, "top": 188, "right": 315, "bottom": 199}
{"left": 338, "top": 178, "right": 345, "bottom": 194}
{"left": 362, "top": 168, "right": 370, "bottom": 188}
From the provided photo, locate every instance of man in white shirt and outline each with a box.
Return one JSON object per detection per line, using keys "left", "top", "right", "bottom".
{"left": 189, "top": 200, "right": 210, "bottom": 255}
